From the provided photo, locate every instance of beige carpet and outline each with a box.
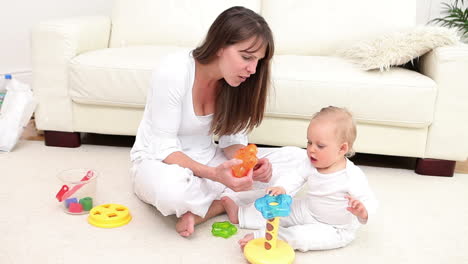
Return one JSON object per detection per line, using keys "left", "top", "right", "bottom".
{"left": 1, "top": 140, "right": 467, "bottom": 264}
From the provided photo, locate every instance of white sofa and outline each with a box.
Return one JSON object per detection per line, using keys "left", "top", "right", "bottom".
{"left": 32, "top": 0, "right": 468, "bottom": 176}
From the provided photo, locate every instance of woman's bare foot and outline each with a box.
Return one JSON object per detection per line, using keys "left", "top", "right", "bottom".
{"left": 221, "top": 196, "right": 239, "bottom": 224}
{"left": 175, "top": 201, "right": 226, "bottom": 238}
{"left": 176, "top": 212, "right": 195, "bottom": 237}
{"left": 238, "top": 233, "right": 255, "bottom": 250}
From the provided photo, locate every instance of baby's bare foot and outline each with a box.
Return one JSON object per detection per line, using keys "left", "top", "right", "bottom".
{"left": 221, "top": 196, "right": 239, "bottom": 224}
{"left": 176, "top": 212, "right": 195, "bottom": 237}
{"left": 238, "top": 233, "right": 255, "bottom": 251}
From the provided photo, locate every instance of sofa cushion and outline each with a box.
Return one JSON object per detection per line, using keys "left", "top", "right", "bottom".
{"left": 69, "top": 46, "right": 190, "bottom": 107}
{"left": 69, "top": 47, "right": 437, "bottom": 129}
{"left": 269, "top": 55, "right": 437, "bottom": 128}
{"left": 338, "top": 26, "right": 459, "bottom": 71}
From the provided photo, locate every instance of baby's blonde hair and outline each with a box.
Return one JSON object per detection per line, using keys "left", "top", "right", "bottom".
{"left": 311, "top": 106, "right": 357, "bottom": 157}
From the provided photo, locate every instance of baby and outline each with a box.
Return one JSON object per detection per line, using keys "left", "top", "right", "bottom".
{"left": 222, "top": 106, "right": 378, "bottom": 251}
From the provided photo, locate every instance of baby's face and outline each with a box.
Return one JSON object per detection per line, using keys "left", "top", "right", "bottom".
{"left": 306, "top": 119, "right": 346, "bottom": 171}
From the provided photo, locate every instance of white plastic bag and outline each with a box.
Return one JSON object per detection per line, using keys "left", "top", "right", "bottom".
{"left": 0, "top": 78, "right": 37, "bottom": 151}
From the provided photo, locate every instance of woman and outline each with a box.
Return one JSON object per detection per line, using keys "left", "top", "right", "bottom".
{"left": 130, "top": 6, "right": 305, "bottom": 237}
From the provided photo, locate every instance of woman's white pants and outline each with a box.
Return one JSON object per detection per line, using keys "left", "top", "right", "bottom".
{"left": 130, "top": 146, "right": 306, "bottom": 218}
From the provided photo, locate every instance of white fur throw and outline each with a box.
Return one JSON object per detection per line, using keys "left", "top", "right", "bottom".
{"left": 338, "top": 26, "right": 460, "bottom": 71}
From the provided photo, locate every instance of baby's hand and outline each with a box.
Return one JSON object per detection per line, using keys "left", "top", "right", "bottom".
{"left": 266, "top": 186, "right": 286, "bottom": 196}
{"left": 345, "top": 195, "right": 368, "bottom": 220}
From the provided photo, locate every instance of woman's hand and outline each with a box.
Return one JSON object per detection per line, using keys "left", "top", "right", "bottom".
{"left": 252, "top": 158, "right": 272, "bottom": 183}
{"left": 266, "top": 186, "right": 286, "bottom": 196}
{"left": 215, "top": 159, "right": 254, "bottom": 192}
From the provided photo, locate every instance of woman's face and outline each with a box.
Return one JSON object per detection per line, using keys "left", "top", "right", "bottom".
{"left": 216, "top": 37, "right": 267, "bottom": 87}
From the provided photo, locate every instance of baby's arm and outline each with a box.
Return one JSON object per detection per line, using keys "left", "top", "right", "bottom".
{"left": 347, "top": 166, "right": 379, "bottom": 224}
{"left": 273, "top": 156, "right": 310, "bottom": 196}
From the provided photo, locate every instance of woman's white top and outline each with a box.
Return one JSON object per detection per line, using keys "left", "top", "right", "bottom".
{"left": 130, "top": 51, "right": 247, "bottom": 165}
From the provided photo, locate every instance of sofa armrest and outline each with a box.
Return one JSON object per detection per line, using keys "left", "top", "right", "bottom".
{"left": 419, "top": 43, "right": 468, "bottom": 160}
{"left": 32, "top": 16, "right": 111, "bottom": 132}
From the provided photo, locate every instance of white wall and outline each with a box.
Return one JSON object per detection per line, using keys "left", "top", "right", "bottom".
{"left": 418, "top": 0, "right": 468, "bottom": 24}
{"left": 0, "top": 0, "right": 454, "bottom": 85}
{"left": 417, "top": 0, "right": 442, "bottom": 24}
{"left": 0, "top": 0, "right": 113, "bottom": 84}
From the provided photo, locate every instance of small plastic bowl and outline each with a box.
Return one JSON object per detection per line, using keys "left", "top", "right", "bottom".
{"left": 56, "top": 169, "right": 98, "bottom": 215}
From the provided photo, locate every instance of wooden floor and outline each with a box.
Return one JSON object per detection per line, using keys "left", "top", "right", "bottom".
{"left": 21, "top": 118, "right": 45, "bottom": 141}
{"left": 456, "top": 160, "right": 468, "bottom": 174}
{"left": 21, "top": 119, "right": 468, "bottom": 174}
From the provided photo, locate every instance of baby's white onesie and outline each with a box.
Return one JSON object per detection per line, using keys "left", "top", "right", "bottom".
{"left": 238, "top": 158, "right": 378, "bottom": 251}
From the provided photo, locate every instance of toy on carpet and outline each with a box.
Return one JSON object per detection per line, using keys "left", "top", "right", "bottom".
{"left": 88, "top": 204, "right": 132, "bottom": 228}
{"left": 211, "top": 221, "right": 238, "bottom": 238}
{"left": 56, "top": 170, "right": 94, "bottom": 202}
{"left": 232, "top": 144, "right": 258, "bottom": 177}
{"left": 243, "top": 194, "right": 295, "bottom": 264}
{"left": 64, "top": 197, "right": 93, "bottom": 213}
{"left": 55, "top": 169, "right": 96, "bottom": 214}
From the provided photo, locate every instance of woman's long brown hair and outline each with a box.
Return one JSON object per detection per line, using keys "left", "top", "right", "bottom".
{"left": 192, "top": 6, "right": 274, "bottom": 136}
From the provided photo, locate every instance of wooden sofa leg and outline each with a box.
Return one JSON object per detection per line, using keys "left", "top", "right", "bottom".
{"left": 44, "top": 131, "right": 81, "bottom": 148}
{"left": 415, "top": 158, "right": 456, "bottom": 177}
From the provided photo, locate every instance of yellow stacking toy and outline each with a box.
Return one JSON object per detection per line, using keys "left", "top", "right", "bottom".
{"left": 244, "top": 194, "right": 295, "bottom": 264}
{"left": 88, "top": 204, "right": 132, "bottom": 228}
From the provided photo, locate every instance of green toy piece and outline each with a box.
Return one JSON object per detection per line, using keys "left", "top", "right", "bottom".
{"left": 211, "top": 221, "right": 238, "bottom": 238}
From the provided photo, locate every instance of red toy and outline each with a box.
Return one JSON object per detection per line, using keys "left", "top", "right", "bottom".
{"left": 232, "top": 144, "right": 258, "bottom": 178}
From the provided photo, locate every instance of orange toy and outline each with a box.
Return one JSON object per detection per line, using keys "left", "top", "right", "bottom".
{"left": 232, "top": 144, "right": 258, "bottom": 178}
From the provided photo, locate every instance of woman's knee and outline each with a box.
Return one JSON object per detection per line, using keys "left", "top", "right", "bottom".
{"left": 133, "top": 160, "right": 193, "bottom": 206}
